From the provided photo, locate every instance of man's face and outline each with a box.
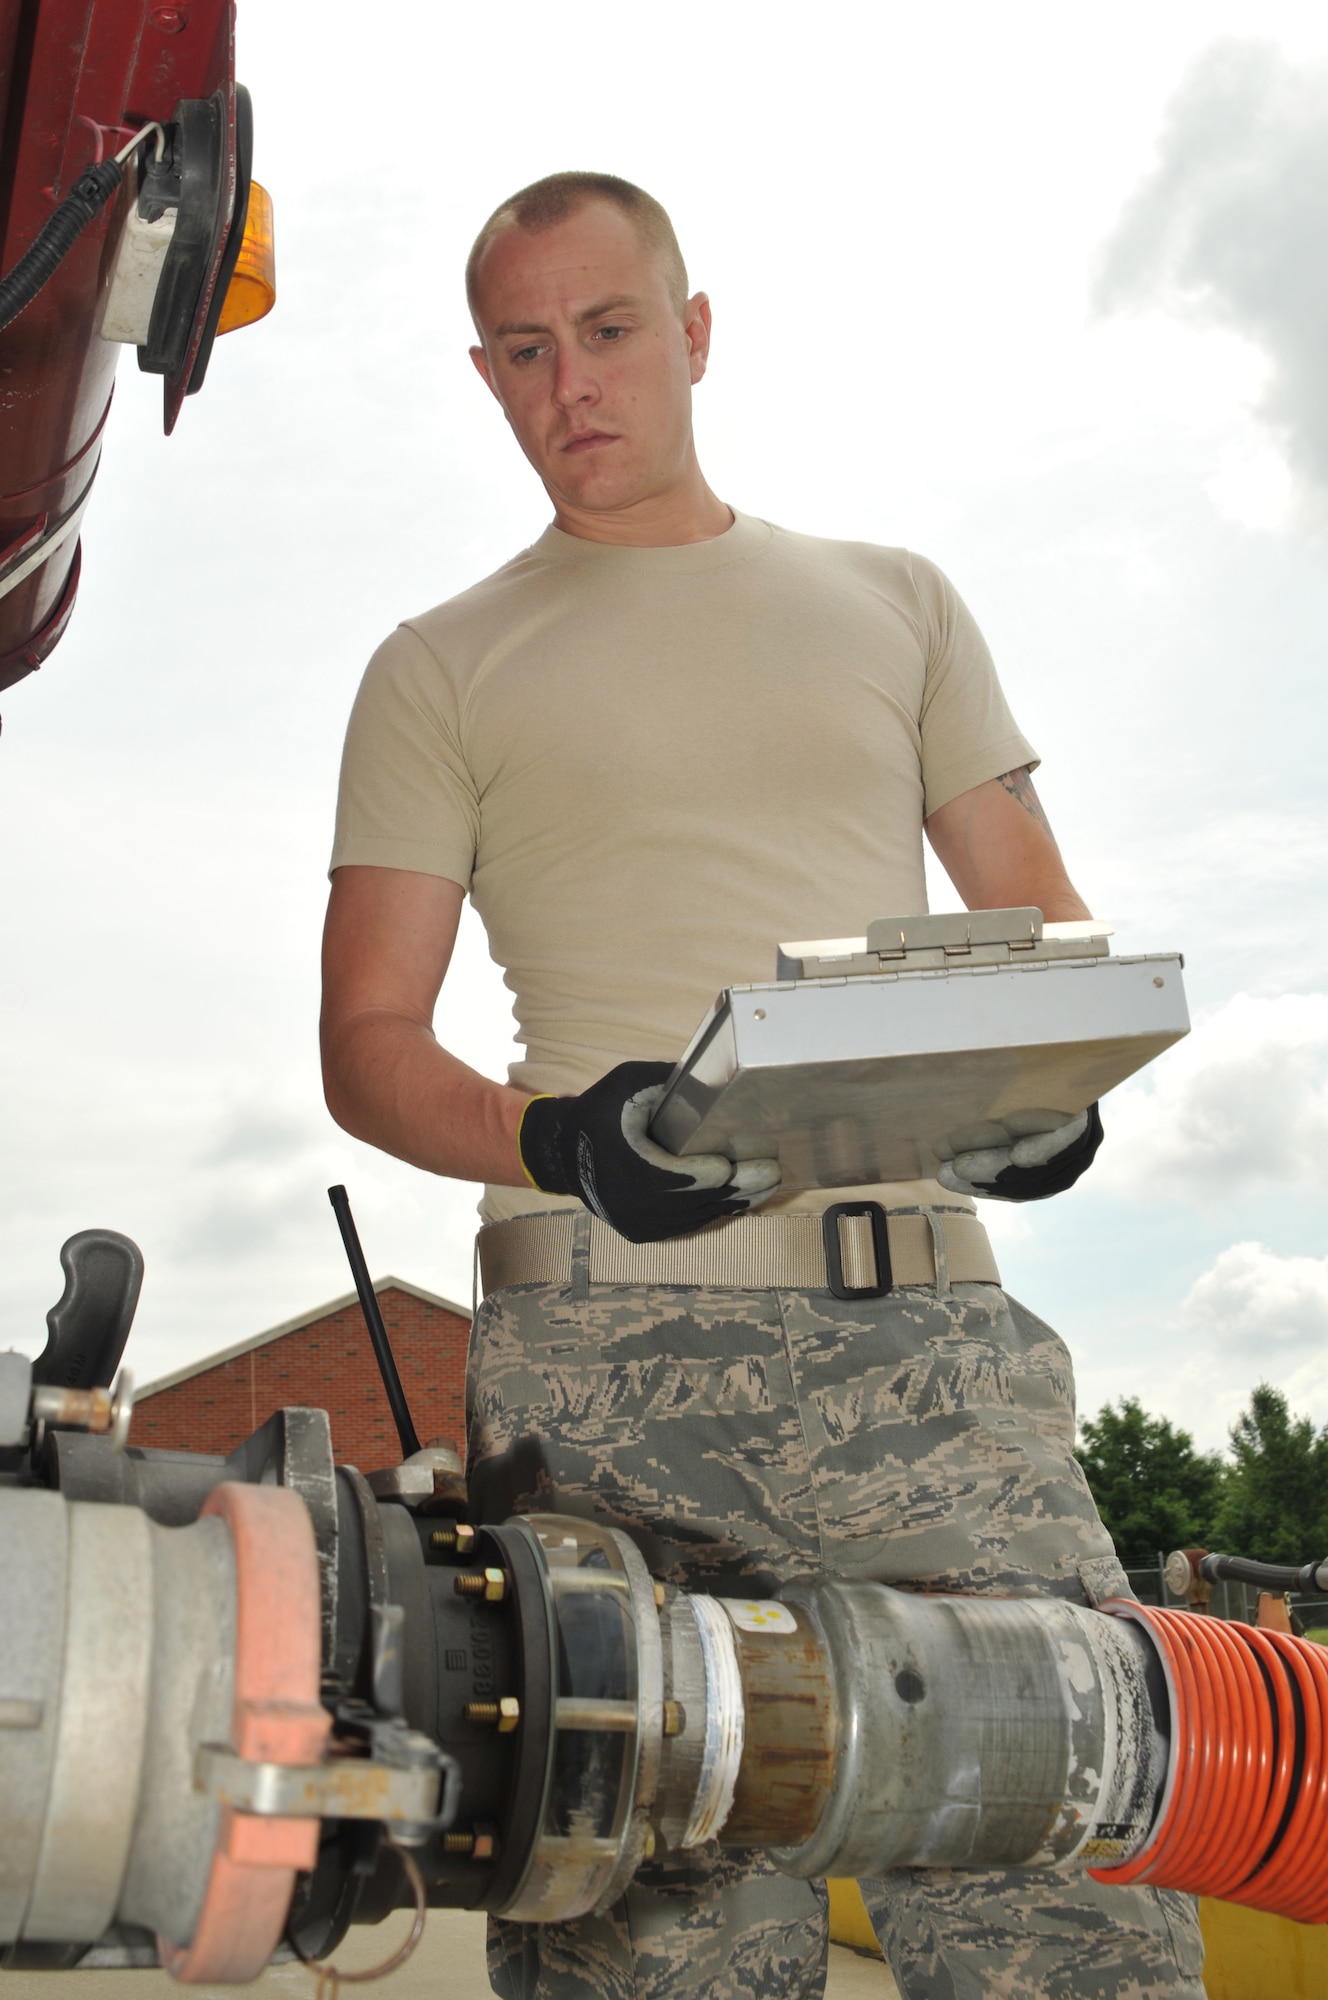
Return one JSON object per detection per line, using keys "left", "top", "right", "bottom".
{"left": 469, "top": 203, "right": 710, "bottom": 520}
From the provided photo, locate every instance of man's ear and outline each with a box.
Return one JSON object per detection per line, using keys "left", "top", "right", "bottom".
{"left": 684, "top": 293, "right": 713, "bottom": 386}
{"left": 470, "top": 344, "right": 513, "bottom": 428}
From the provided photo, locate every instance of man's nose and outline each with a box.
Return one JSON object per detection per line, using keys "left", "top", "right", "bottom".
{"left": 551, "top": 346, "right": 598, "bottom": 409}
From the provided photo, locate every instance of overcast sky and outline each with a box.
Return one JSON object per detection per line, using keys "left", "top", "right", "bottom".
{"left": 3, "top": 1, "right": 1328, "bottom": 1459}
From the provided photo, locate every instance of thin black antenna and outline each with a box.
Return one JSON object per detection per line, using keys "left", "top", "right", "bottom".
{"left": 327, "top": 1185, "right": 422, "bottom": 1461}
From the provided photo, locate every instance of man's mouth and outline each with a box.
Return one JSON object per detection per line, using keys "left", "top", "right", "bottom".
{"left": 561, "top": 431, "right": 617, "bottom": 454}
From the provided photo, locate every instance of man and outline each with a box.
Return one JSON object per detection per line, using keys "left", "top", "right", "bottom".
{"left": 322, "top": 173, "right": 1203, "bottom": 2000}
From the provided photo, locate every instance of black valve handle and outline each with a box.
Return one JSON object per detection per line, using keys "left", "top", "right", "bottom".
{"left": 327, "top": 1185, "right": 422, "bottom": 1462}
{"left": 33, "top": 1230, "right": 144, "bottom": 1389}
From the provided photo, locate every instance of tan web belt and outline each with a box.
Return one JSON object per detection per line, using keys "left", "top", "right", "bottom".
{"left": 477, "top": 1204, "right": 1000, "bottom": 1300}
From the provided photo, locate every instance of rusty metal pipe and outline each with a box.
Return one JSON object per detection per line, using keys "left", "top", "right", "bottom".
{"left": 720, "top": 1599, "right": 837, "bottom": 1848}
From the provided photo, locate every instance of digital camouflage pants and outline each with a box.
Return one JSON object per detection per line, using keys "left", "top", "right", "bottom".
{"left": 466, "top": 1259, "right": 1206, "bottom": 2000}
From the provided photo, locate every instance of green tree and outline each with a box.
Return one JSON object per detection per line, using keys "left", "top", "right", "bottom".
{"left": 1212, "top": 1383, "right": 1328, "bottom": 1565}
{"left": 1076, "top": 1398, "right": 1225, "bottom": 1569}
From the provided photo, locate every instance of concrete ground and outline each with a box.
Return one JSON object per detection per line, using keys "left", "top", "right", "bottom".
{"left": 4, "top": 1911, "right": 901, "bottom": 2000}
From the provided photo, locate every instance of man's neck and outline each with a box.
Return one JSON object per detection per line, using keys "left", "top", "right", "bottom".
{"left": 549, "top": 468, "right": 733, "bottom": 548}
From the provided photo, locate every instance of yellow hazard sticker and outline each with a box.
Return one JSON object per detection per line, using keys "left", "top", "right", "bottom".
{"left": 720, "top": 1599, "right": 799, "bottom": 1635}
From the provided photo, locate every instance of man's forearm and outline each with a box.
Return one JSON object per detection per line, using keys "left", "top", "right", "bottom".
{"left": 925, "top": 768, "right": 1091, "bottom": 921}
{"left": 322, "top": 1010, "right": 530, "bottom": 1185}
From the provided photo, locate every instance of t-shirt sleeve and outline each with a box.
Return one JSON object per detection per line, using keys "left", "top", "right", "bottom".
{"left": 329, "top": 622, "right": 479, "bottom": 886}
{"left": 908, "top": 554, "right": 1038, "bottom": 816}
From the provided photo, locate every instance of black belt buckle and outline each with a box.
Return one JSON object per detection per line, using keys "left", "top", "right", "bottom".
{"left": 821, "top": 1201, "right": 893, "bottom": 1300}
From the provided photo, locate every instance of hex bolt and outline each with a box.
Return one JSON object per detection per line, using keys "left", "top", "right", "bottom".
{"left": 653, "top": 1582, "right": 666, "bottom": 1610}
{"left": 662, "top": 1700, "right": 686, "bottom": 1738}
{"left": 430, "top": 1523, "right": 478, "bottom": 1555}
{"left": 463, "top": 1697, "right": 521, "bottom": 1732}
{"left": 642, "top": 1826, "right": 657, "bottom": 1861}
{"left": 472, "top": 1824, "right": 499, "bottom": 1861}
{"left": 442, "top": 1831, "right": 475, "bottom": 1856}
{"left": 454, "top": 1567, "right": 507, "bottom": 1602}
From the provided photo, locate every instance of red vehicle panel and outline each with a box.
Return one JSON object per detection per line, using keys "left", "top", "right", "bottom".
{"left": 0, "top": 0, "right": 241, "bottom": 692}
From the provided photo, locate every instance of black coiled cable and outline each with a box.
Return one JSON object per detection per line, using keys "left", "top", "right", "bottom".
{"left": 0, "top": 160, "right": 124, "bottom": 335}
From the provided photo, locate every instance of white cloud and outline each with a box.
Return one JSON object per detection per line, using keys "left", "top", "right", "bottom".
{"left": 1162, "top": 1240, "right": 1328, "bottom": 1441}
{"left": 1087, "top": 808, "right": 1328, "bottom": 995}
{"left": 1149, "top": 812, "right": 1328, "bottom": 911}
{"left": 972, "top": 1203, "right": 1037, "bottom": 1253}
{"left": 1064, "top": 1241, "right": 1328, "bottom": 1453}
{"left": 1204, "top": 421, "right": 1297, "bottom": 534}
{"left": 1096, "top": 39, "right": 1328, "bottom": 520}
{"left": 1180, "top": 1238, "right": 1328, "bottom": 1355}
{"left": 1096, "top": 991, "right": 1328, "bottom": 1202}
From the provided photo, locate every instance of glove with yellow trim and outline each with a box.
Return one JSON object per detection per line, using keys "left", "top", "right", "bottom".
{"left": 518, "top": 1061, "right": 782, "bottom": 1244}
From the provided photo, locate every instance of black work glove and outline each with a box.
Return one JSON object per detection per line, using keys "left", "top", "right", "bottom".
{"left": 518, "top": 1061, "right": 782, "bottom": 1244}
{"left": 937, "top": 1103, "right": 1104, "bottom": 1203}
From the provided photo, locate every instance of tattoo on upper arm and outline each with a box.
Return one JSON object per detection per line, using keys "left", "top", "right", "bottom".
{"left": 998, "top": 766, "right": 1055, "bottom": 837}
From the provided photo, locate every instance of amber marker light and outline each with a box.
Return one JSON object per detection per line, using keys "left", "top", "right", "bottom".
{"left": 217, "top": 182, "right": 276, "bottom": 334}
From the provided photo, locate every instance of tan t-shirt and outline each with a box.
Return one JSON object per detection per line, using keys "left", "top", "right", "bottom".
{"left": 332, "top": 511, "right": 1037, "bottom": 1224}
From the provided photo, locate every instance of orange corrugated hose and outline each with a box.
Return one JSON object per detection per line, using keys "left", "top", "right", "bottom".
{"left": 1093, "top": 1604, "right": 1328, "bottom": 1923}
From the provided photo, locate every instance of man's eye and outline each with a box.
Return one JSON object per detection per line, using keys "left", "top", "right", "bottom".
{"left": 513, "top": 345, "right": 542, "bottom": 364}
{"left": 594, "top": 325, "right": 626, "bottom": 341}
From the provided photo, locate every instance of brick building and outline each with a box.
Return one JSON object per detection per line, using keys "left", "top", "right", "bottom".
{"left": 133, "top": 1278, "right": 471, "bottom": 1470}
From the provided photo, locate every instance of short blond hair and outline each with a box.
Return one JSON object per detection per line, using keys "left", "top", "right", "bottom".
{"left": 466, "top": 171, "right": 689, "bottom": 326}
